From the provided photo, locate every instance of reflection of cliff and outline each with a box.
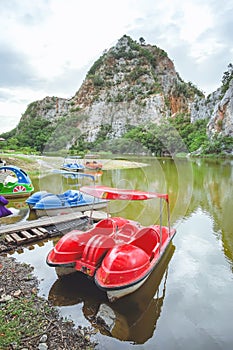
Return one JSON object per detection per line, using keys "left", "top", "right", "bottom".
{"left": 187, "top": 159, "right": 233, "bottom": 270}
{"left": 221, "top": 188, "right": 233, "bottom": 271}
{"left": 48, "top": 243, "right": 175, "bottom": 344}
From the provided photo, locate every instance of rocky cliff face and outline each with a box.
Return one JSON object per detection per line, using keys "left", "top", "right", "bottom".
{"left": 18, "top": 35, "right": 232, "bottom": 143}
{"left": 207, "top": 79, "right": 233, "bottom": 137}
{"left": 19, "top": 96, "right": 70, "bottom": 124}
{"left": 71, "top": 35, "right": 203, "bottom": 141}
{"left": 190, "top": 89, "right": 222, "bottom": 123}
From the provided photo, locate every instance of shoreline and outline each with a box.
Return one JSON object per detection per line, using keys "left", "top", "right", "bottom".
{"left": 0, "top": 254, "right": 97, "bottom": 349}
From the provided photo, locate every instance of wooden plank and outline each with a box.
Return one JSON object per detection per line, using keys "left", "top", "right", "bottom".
{"left": 37, "top": 227, "right": 48, "bottom": 234}
{"left": 30, "top": 228, "right": 46, "bottom": 237}
{"left": 20, "top": 230, "right": 35, "bottom": 240}
{"left": 5, "top": 235, "right": 15, "bottom": 243}
{"left": 11, "top": 233, "right": 26, "bottom": 243}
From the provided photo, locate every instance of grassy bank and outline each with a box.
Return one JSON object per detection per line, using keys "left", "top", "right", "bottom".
{"left": 0, "top": 154, "right": 39, "bottom": 174}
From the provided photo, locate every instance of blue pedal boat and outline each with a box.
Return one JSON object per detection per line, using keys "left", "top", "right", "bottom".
{"left": 26, "top": 172, "right": 108, "bottom": 217}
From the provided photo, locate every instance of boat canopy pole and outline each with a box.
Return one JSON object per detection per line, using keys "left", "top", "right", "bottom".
{"left": 106, "top": 204, "right": 110, "bottom": 218}
{"left": 88, "top": 197, "right": 96, "bottom": 225}
{"left": 159, "top": 198, "right": 162, "bottom": 253}
{"left": 86, "top": 179, "right": 96, "bottom": 226}
{"left": 167, "top": 201, "right": 171, "bottom": 236}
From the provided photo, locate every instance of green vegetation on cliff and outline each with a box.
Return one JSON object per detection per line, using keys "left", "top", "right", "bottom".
{"left": 83, "top": 116, "right": 233, "bottom": 157}
{"left": 1, "top": 115, "right": 233, "bottom": 157}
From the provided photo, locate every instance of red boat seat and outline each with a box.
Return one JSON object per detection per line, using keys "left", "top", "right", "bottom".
{"left": 132, "top": 227, "right": 159, "bottom": 257}
{"left": 81, "top": 234, "right": 115, "bottom": 267}
{"left": 92, "top": 217, "right": 129, "bottom": 236}
{"left": 116, "top": 223, "right": 139, "bottom": 242}
{"left": 151, "top": 225, "right": 170, "bottom": 245}
{"left": 92, "top": 218, "right": 117, "bottom": 236}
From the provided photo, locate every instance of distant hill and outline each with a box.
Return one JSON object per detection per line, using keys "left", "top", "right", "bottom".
{"left": 1, "top": 35, "right": 233, "bottom": 154}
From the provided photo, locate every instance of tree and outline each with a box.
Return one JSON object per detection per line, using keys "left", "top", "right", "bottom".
{"left": 221, "top": 63, "right": 233, "bottom": 94}
{"left": 139, "top": 37, "right": 146, "bottom": 46}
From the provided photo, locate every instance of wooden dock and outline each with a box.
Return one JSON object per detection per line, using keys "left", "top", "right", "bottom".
{"left": 5, "top": 226, "right": 48, "bottom": 245}
{"left": 0, "top": 211, "right": 108, "bottom": 251}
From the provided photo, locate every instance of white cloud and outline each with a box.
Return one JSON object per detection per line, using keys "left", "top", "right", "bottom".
{"left": 179, "top": 2, "right": 213, "bottom": 41}
{"left": 0, "top": 0, "right": 232, "bottom": 132}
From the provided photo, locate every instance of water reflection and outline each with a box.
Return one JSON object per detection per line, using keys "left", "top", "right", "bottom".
{"left": 3, "top": 157, "right": 233, "bottom": 272}
{"left": 48, "top": 242, "right": 175, "bottom": 344}
{"left": 3, "top": 156, "right": 233, "bottom": 275}
{"left": 188, "top": 158, "right": 233, "bottom": 272}
{"left": 6, "top": 156, "right": 233, "bottom": 349}
{"left": 35, "top": 171, "right": 102, "bottom": 194}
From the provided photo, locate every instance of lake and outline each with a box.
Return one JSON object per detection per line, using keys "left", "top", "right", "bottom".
{"left": 3, "top": 156, "right": 233, "bottom": 350}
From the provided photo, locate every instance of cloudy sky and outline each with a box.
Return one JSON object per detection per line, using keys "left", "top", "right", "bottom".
{"left": 0, "top": 0, "right": 232, "bottom": 133}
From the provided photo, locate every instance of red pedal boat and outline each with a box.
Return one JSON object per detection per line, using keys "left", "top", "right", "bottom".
{"left": 46, "top": 186, "right": 176, "bottom": 301}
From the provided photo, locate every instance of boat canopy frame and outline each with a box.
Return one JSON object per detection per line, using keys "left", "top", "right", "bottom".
{"left": 80, "top": 185, "right": 172, "bottom": 242}
{"left": 0, "top": 165, "right": 32, "bottom": 184}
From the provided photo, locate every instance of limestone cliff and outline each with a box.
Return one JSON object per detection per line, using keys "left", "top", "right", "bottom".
{"left": 17, "top": 35, "right": 232, "bottom": 145}
{"left": 71, "top": 35, "right": 203, "bottom": 141}
{"left": 207, "top": 79, "right": 233, "bottom": 137}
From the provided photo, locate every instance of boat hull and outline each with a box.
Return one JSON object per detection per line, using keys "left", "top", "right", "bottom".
{"left": 51, "top": 237, "right": 174, "bottom": 302}
{"left": 55, "top": 265, "right": 77, "bottom": 277}
{"left": 100, "top": 236, "right": 175, "bottom": 302}
{"left": 2, "top": 191, "right": 33, "bottom": 199}
{"left": 46, "top": 186, "right": 176, "bottom": 302}
{"left": 47, "top": 216, "right": 176, "bottom": 301}
{"left": 27, "top": 189, "right": 108, "bottom": 217}
{"left": 0, "top": 165, "right": 34, "bottom": 199}
{"left": 84, "top": 161, "right": 103, "bottom": 171}
{"left": 35, "top": 200, "right": 108, "bottom": 217}
{"left": 85, "top": 165, "right": 102, "bottom": 170}
{"left": 106, "top": 275, "right": 150, "bottom": 302}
